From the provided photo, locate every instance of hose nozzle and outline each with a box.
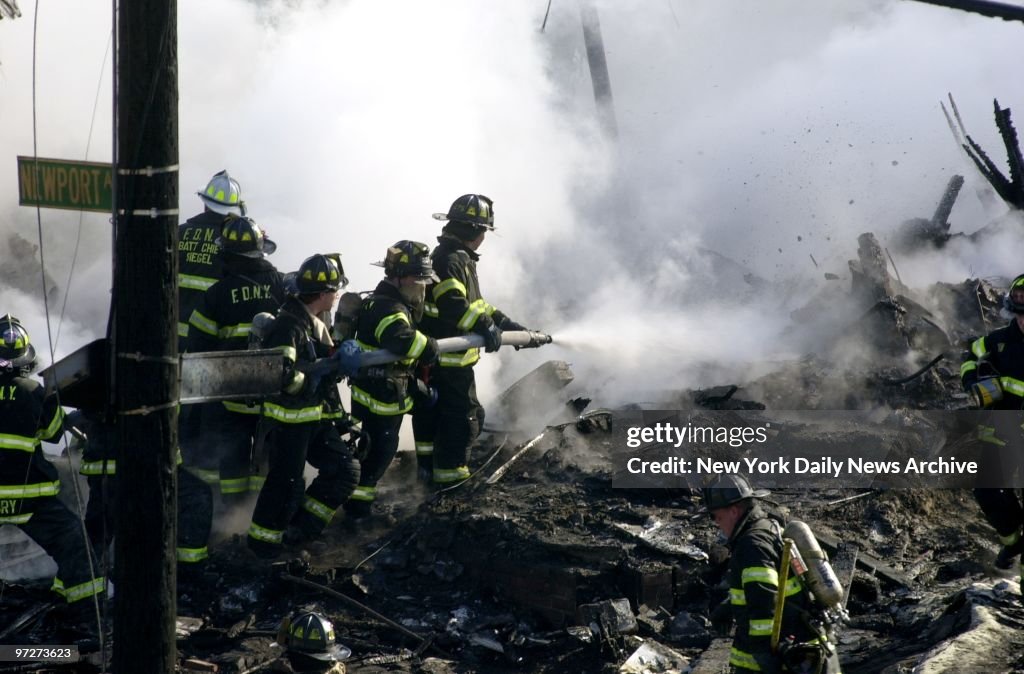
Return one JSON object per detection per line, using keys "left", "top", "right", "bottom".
{"left": 527, "top": 330, "right": 553, "bottom": 347}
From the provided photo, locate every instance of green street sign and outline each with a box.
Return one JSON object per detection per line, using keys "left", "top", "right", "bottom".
{"left": 17, "top": 156, "right": 113, "bottom": 213}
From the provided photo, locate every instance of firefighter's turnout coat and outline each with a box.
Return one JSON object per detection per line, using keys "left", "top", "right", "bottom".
{"left": 0, "top": 369, "right": 105, "bottom": 605}
{"left": 187, "top": 253, "right": 286, "bottom": 498}
{"left": 347, "top": 281, "right": 438, "bottom": 507}
{"left": 177, "top": 210, "right": 226, "bottom": 344}
{"left": 726, "top": 506, "right": 837, "bottom": 673}
{"left": 413, "top": 234, "right": 513, "bottom": 483}
{"left": 961, "top": 318, "right": 1024, "bottom": 410}
{"left": 420, "top": 234, "right": 510, "bottom": 369}
{"left": 248, "top": 296, "right": 357, "bottom": 551}
{"left": 962, "top": 318, "right": 1024, "bottom": 559}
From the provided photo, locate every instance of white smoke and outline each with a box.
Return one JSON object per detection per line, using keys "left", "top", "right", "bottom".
{"left": 2, "top": 0, "right": 1023, "bottom": 409}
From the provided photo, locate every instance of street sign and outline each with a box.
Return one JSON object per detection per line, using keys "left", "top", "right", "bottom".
{"left": 17, "top": 155, "right": 112, "bottom": 213}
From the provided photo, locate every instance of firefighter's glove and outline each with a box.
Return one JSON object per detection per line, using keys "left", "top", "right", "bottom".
{"left": 332, "top": 339, "right": 362, "bottom": 378}
{"left": 334, "top": 415, "right": 360, "bottom": 438}
{"left": 418, "top": 337, "right": 440, "bottom": 368}
{"left": 475, "top": 321, "right": 502, "bottom": 353}
{"left": 709, "top": 600, "right": 733, "bottom": 636}
{"left": 777, "top": 637, "right": 822, "bottom": 674}
{"left": 499, "top": 318, "right": 528, "bottom": 333}
{"left": 64, "top": 409, "right": 86, "bottom": 430}
{"left": 498, "top": 319, "right": 529, "bottom": 349}
{"left": 412, "top": 378, "right": 439, "bottom": 410}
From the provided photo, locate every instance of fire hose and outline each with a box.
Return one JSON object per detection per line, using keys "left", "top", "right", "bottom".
{"left": 300, "top": 330, "right": 553, "bottom": 387}
{"left": 358, "top": 330, "right": 553, "bottom": 367}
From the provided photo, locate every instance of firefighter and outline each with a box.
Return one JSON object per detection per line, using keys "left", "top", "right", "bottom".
{"left": 178, "top": 170, "right": 245, "bottom": 484}
{"left": 0, "top": 315, "right": 105, "bottom": 624}
{"left": 247, "top": 254, "right": 360, "bottom": 557}
{"left": 703, "top": 474, "right": 840, "bottom": 674}
{"left": 178, "top": 170, "right": 245, "bottom": 349}
{"left": 188, "top": 215, "right": 285, "bottom": 506}
{"left": 412, "top": 194, "right": 533, "bottom": 485}
{"left": 962, "top": 273, "right": 1024, "bottom": 574}
{"left": 345, "top": 241, "right": 441, "bottom": 517}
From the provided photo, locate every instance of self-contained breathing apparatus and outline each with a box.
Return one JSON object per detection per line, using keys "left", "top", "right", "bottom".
{"left": 332, "top": 291, "right": 368, "bottom": 343}
{"left": 774, "top": 519, "right": 847, "bottom": 673}
{"left": 965, "top": 356, "right": 1004, "bottom": 409}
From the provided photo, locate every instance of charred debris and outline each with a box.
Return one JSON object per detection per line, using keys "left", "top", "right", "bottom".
{"left": 4, "top": 104, "right": 1024, "bottom": 674}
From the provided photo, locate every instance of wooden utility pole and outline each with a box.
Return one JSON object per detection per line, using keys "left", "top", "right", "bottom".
{"left": 113, "top": 1, "right": 179, "bottom": 671}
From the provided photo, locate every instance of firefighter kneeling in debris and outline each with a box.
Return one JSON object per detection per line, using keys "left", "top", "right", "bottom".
{"left": 962, "top": 273, "right": 1024, "bottom": 577}
{"left": 703, "top": 474, "right": 841, "bottom": 674}
{"left": 345, "top": 240, "right": 441, "bottom": 517}
{"left": 247, "top": 254, "right": 361, "bottom": 558}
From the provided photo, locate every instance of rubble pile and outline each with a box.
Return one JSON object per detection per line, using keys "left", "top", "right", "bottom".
{"left": 5, "top": 174, "right": 1024, "bottom": 671}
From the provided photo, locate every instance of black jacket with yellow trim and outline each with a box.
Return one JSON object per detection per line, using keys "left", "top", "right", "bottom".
{"left": 177, "top": 210, "right": 226, "bottom": 342}
{"left": 187, "top": 254, "right": 285, "bottom": 353}
{"left": 961, "top": 318, "right": 1024, "bottom": 410}
{"left": 419, "top": 235, "right": 509, "bottom": 368}
{"left": 726, "top": 506, "right": 819, "bottom": 673}
{"left": 261, "top": 296, "right": 334, "bottom": 425}
{"left": 0, "top": 372, "right": 65, "bottom": 521}
{"left": 350, "top": 281, "right": 438, "bottom": 415}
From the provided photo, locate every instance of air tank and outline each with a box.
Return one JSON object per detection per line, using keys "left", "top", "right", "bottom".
{"left": 783, "top": 520, "right": 844, "bottom": 610}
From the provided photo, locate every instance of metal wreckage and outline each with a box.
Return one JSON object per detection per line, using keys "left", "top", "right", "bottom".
{"left": 4, "top": 102, "right": 1024, "bottom": 674}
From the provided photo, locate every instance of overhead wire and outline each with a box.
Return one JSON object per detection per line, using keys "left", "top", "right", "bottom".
{"left": 21, "top": 0, "right": 109, "bottom": 652}
{"left": 54, "top": 31, "right": 112, "bottom": 351}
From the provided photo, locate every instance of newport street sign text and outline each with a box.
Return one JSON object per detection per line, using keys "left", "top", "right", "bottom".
{"left": 17, "top": 156, "right": 113, "bottom": 213}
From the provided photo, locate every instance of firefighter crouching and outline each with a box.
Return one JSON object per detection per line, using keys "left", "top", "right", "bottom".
{"left": 247, "top": 254, "right": 360, "bottom": 558}
{"left": 962, "top": 273, "right": 1024, "bottom": 575}
{"left": 0, "top": 314, "right": 105, "bottom": 626}
{"left": 703, "top": 474, "right": 841, "bottom": 674}
{"left": 345, "top": 241, "right": 441, "bottom": 517}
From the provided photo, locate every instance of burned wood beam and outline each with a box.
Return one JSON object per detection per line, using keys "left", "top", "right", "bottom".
{"left": 958, "top": 98, "right": 1024, "bottom": 210}
{"left": 905, "top": 0, "right": 1024, "bottom": 23}
{"left": 579, "top": 0, "right": 618, "bottom": 140}
{"left": 850, "top": 233, "right": 895, "bottom": 302}
{"left": 963, "top": 133, "right": 1013, "bottom": 199}
{"left": 993, "top": 99, "right": 1024, "bottom": 206}
{"left": 930, "top": 175, "right": 964, "bottom": 231}
{"left": 816, "top": 530, "right": 910, "bottom": 588}
{"left": 0, "top": 1, "right": 20, "bottom": 20}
